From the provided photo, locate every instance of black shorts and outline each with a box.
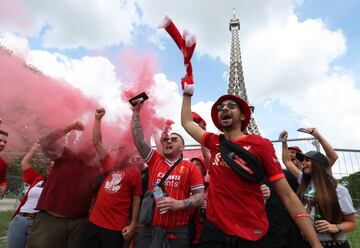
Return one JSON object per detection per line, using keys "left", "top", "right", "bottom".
{"left": 82, "top": 221, "right": 124, "bottom": 248}
{"left": 198, "top": 220, "right": 269, "bottom": 248}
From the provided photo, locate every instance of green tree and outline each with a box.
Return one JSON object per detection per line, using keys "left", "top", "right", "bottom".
{"left": 339, "top": 171, "right": 360, "bottom": 211}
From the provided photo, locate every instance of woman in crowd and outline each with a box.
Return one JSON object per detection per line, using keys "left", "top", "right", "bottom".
{"left": 281, "top": 130, "right": 356, "bottom": 248}
{"left": 7, "top": 140, "right": 52, "bottom": 248}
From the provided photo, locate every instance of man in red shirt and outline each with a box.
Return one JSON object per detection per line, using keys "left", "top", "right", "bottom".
{"left": 0, "top": 126, "right": 8, "bottom": 199}
{"left": 131, "top": 101, "right": 204, "bottom": 248}
{"left": 181, "top": 91, "right": 323, "bottom": 248}
{"left": 82, "top": 108, "right": 142, "bottom": 248}
{"left": 27, "top": 121, "right": 100, "bottom": 248}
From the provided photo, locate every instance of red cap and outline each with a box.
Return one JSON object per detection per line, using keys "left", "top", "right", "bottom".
{"left": 288, "top": 146, "right": 302, "bottom": 153}
{"left": 211, "top": 94, "right": 251, "bottom": 132}
{"left": 190, "top": 156, "right": 208, "bottom": 170}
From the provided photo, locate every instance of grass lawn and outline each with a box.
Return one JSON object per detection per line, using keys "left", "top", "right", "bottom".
{"left": 0, "top": 211, "right": 359, "bottom": 247}
{"left": 348, "top": 216, "right": 360, "bottom": 247}
{"left": 0, "top": 211, "right": 12, "bottom": 248}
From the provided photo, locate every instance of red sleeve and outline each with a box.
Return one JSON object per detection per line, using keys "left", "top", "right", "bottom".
{"left": 100, "top": 153, "right": 116, "bottom": 172}
{"left": 0, "top": 158, "right": 7, "bottom": 184}
{"left": 189, "top": 162, "right": 205, "bottom": 192}
{"left": 259, "top": 139, "right": 284, "bottom": 183}
{"left": 22, "top": 167, "right": 43, "bottom": 184}
{"left": 145, "top": 149, "right": 160, "bottom": 169}
{"left": 131, "top": 168, "right": 142, "bottom": 196}
{"left": 200, "top": 132, "right": 218, "bottom": 151}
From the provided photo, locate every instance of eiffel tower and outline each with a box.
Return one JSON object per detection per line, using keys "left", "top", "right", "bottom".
{"left": 227, "top": 10, "right": 260, "bottom": 135}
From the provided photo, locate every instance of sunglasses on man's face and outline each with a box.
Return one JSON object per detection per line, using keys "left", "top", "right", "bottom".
{"left": 162, "top": 137, "right": 178, "bottom": 143}
{"left": 216, "top": 101, "right": 238, "bottom": 111}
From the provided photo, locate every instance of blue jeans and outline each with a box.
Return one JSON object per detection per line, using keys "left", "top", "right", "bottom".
{"left": 7, "top": 215, "right": 34, "bottom": 248}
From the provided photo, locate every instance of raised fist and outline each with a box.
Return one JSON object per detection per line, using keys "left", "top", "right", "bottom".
{"left": 95, "top": 107, "right": 106, "bottom": 120}
{"left": 279, "top": 130, "right": 288, "bottom": 143}
{"left": 70, "top": 121, "right": 85, "bottom": 131}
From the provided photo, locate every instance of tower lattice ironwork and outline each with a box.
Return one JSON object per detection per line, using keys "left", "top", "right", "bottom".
{"left": 227, "top": 11, "right": 260, "bottom": 135}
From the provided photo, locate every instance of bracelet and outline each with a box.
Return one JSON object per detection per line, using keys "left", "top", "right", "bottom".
{"left": 293, "top": 212, "right": 310, "bottom": 220}
{"left": 336, "top": 224, "right": 342, "bottom": 233}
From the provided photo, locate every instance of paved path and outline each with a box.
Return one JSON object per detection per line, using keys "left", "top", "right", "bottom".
{"left": 0, "top": 198, "right": 17, "bottom": 212}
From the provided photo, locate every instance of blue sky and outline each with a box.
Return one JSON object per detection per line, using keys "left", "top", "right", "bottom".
{"left": 1, "top": 0, "right": 360, "bottom": 150}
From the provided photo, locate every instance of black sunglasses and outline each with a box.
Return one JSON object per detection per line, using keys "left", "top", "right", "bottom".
{"left": 216, "top": 101, "right": 238, "bottom": 111}
{"left": 162, "top": 137, "right": 178, "bottom": 143}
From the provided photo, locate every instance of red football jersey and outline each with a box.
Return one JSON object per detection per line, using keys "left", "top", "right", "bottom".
{"left": 146, "top": 150, "right": 204, "bottom": 229}
{"left": 89, "top": 154, "right": 142, "bottom": 231}
{"left": 201, "top": 132, "right": 284, "bottom": 241}
{"left": 0, "top": 156, "right": 7, "bottom": 185}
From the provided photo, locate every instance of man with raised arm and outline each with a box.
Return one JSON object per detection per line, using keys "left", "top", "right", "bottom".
{"left": 181, "top": 88, "right": 322, "bottom": 247}
{"left": 82, "top": 108, "right": 142, "bottom": 248}
{"left": 131, "top": 101, "right": 204, "bottom": 248}
{"left": 27, "top": 121, "right": 100, "bottom": 248}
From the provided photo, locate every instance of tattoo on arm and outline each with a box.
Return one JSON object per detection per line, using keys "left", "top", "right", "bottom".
{"left": 183, "top": 199, "right": 194, "bottom": 209}
{"left": 183, "top": 189, "right": 204, "bottom": 209}
{"left": 132, "top": 112, "right": 152, "bottom": 160}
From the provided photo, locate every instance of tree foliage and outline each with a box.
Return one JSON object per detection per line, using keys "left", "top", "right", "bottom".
{"left": 339, "top": 171, "right": 360, "bottom": 212}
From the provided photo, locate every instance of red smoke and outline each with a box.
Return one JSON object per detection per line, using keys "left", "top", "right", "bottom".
{"left": 118, "top": 50, "right": 174, "bottom": 146}
{"left": 0, "top": 48, "right": 97, "bottom": 153}
{"left": 0, "top": 47, "right": 174, "bottom": 161}
{"left": 0, "top": 0, "right": 32, "bottom": 31}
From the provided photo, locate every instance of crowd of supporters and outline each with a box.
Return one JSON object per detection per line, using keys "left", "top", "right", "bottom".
{"left": 0, "top": 90, "right": 357, "bottom": 248}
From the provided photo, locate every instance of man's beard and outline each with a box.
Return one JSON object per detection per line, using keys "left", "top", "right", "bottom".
{"left": 221, "top": 119, "right": 234, "bottom": 130}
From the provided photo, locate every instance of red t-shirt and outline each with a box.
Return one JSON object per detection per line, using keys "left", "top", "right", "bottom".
{"left": 146, "top": 150, "right": 204, "bottom": 229}
{"left": 0, "top": 156, "right": 7, "bottom": 186}
{"left": 89, "top": 154, "right": 142, "bottom": 231}
{"left": 36, "top": 148, "right": 99, "bottom": 218}
{"left": 201, "top": 132, "right": 284, "bottom": 241}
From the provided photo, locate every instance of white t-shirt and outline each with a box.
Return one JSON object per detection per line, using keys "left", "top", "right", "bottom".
{"left": 297, "top": 172, "right": 355, "bottom": 241}
{"left": 20, "top": 180, "right": 44, "bottom": 214}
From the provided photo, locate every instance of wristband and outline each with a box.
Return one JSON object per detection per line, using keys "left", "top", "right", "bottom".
{"left": 293, "top": 212, "right": 310, "bottom": 220}
{"left": 336, "top": 224, "right": 342, "bottom": 233}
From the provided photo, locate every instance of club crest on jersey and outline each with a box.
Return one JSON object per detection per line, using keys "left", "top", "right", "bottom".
{"left": 104, "top": 171, "right": 125, "bottom": 193}
{"left": 243, "top": 145, "right": 251, "bottom": 151}
{"left": 212, "top": 152, "right": 229, "bottom": 168}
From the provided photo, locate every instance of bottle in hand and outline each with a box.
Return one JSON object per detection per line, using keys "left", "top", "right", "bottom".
{"left": 153, "top": 183, "right": 168, "bottom": 214}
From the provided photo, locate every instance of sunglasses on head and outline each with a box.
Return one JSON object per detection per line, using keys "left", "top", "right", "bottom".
{"left": 162, "top": 137, "right": 178, "bottom": 143}
{"left": 216, "top": 101, "right": 238, "bottom": 111}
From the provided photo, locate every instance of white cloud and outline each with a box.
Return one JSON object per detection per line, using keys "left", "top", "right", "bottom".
{"left": 2, "top": 0, "right": 140, "bottom": 49}
{"left": 0, "top": 32, "right": 30, "bottom": 58}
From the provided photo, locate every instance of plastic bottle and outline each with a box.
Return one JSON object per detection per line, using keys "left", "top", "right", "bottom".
{"left": 153, "top": 183, "right": 167, "bottom": 214}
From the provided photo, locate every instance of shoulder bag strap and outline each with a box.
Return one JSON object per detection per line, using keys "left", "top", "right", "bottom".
{"left": 159, "top": 157, "right": 183, "bottom": 187}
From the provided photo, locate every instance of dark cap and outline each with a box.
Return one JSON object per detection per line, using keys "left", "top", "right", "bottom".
{"left": 296, "top": 151, "right": 329, "bottom": 168}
